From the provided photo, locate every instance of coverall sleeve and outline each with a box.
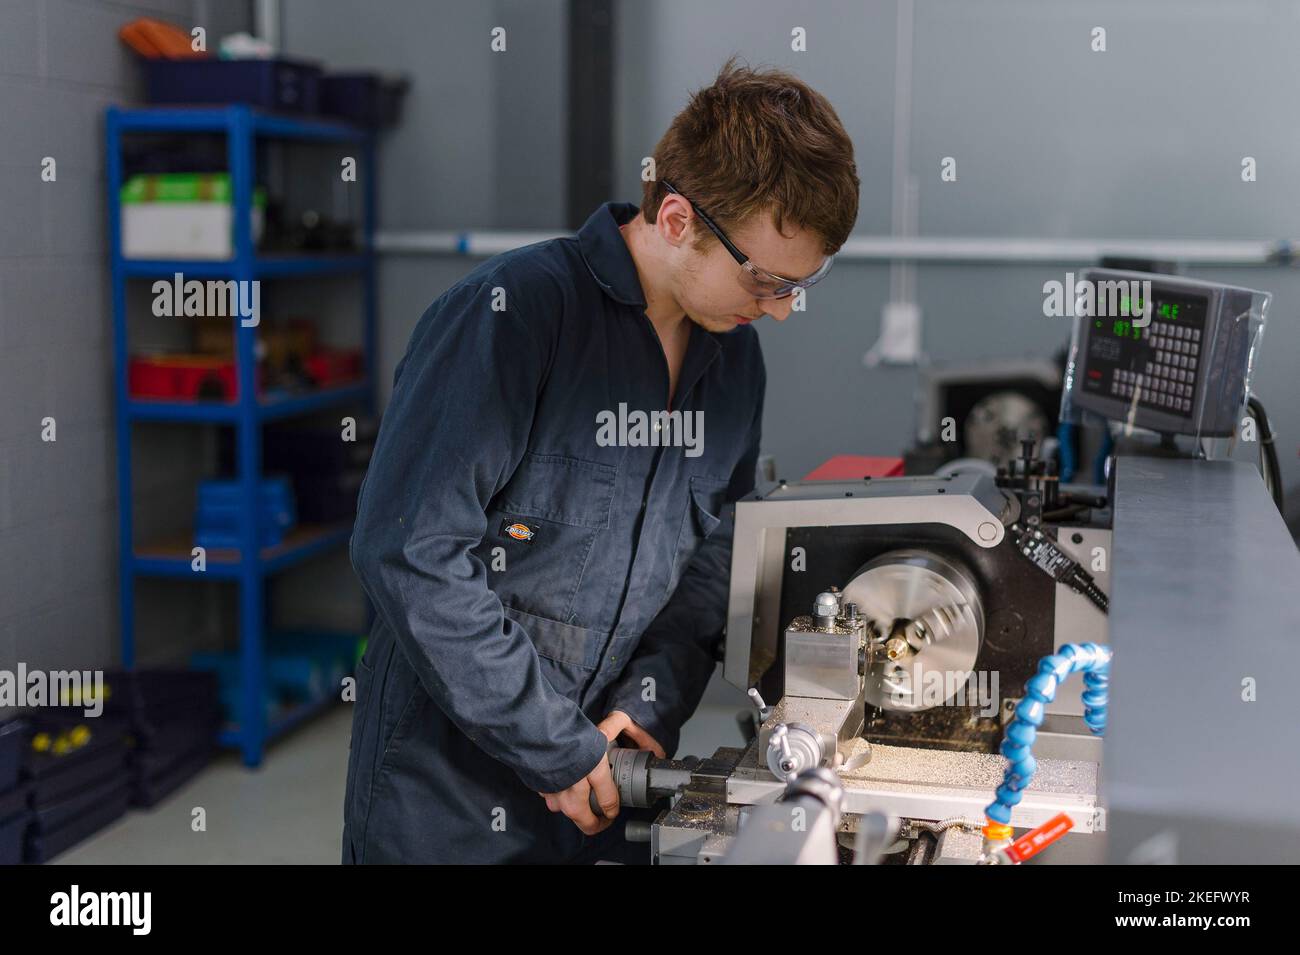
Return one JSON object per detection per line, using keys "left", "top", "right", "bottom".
{"left": 350, "top": 281, "right": 610, "bottom": 795}
{"left": 602, "top": 362, "right": 766, "bottom": 757}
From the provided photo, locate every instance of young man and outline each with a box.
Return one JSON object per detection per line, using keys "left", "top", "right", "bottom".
{"left": 342, "top": 61, "right": 859, "bottom": 864}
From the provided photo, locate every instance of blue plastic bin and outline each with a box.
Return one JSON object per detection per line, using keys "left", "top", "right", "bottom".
{"left": 143, "top": 58, "right": 322, "bottom": 113}
{"left": 195, "top": 476, "right": 296, "bottom": 550}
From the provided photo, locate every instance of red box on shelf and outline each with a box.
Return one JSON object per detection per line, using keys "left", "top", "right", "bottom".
{"left": 129, "top": 354, "right": 262, "bottom": 402}
{"left": 305, "top": 348, "right": 363, "bottom": 388}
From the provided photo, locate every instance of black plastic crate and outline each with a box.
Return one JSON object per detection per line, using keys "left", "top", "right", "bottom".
{"left": 32, "top": 773, "right": 127, "bottom": 834}
{"left": 101, "top": 669, "right": 217, "bottom": 712}
{"left": 132, "top": 737, "right": 212, "bottom": 780}
{"left": 0, "top": 783, "right": 30, "bottom": 822}
{"left": 132, "top": 746, "right": 214, "bottom": 809}
{"left": 143, "top": 58, "right": 322, "bottom": 113}
{"left": 24, "top": 780, "right": 130, "bottom": 864}
{"left": 129, "top": 712, "right": 218, "bottom": 758}
{"left": 264, "top": 418, "right": 377, "bottom": 472}
{"left": 26, "top": 721, "right": 129, "bottom": 806}
{"left": 0, "top": 809, "right": 28, "bottom": 865}
{"left": 320, "top": 73, "right": 409, "bottom": 128}
{"left": 0, "top": 719, "right": 27, "bottom": 791}
{"left": 293, "top": 470, "right": 365, "bottom": 523}
{"left": 96, "top": 669, "right": 220, "bottom": 747}
{"left": 220, "top": 417, "right": 377, "bottom": 477}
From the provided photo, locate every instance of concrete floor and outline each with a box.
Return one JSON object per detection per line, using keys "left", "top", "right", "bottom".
{"left": 54, "top": 671, "right": 751, "bottom": 864}
{"left": 56, "top": 704, "right": 353, "bottom": 865}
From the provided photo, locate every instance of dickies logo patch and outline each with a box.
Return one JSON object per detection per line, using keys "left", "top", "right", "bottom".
{"left": 501, "top": 520, "right": 536, "bottom": 542}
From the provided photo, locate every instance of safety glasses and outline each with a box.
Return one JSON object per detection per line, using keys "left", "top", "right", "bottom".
{"left": 661, "top": 180, "right": 833, "bottom": 300}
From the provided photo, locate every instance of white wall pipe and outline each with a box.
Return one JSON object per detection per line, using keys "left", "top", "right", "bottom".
{"left": 374, "top": 230, "right": 1294, "bottom": 266}
{"left": 255, "top": 0, "right": 281, "bottom": 51}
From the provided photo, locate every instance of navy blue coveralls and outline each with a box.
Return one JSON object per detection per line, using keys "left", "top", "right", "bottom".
{"left": 342, "top": 202, "right": 765, "bottom": 863}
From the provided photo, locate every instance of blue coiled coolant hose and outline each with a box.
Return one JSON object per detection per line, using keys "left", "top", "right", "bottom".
{"left": 985, "top": 642, "right": 1112, "bottom": 826}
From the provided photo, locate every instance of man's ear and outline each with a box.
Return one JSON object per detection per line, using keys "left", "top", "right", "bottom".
{"left": 656, "top": 192, "right": 694, "bottom": 249}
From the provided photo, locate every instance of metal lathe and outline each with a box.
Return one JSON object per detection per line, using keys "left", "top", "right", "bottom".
{"left": 601, "top": 272, "right": 1300, "bottom": 865}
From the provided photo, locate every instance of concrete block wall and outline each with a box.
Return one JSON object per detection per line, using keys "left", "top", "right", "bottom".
{"left": 0, "top": 0, "right": 252, "bottom": 675}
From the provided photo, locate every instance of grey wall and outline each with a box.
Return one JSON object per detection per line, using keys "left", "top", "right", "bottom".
{"left": 2, "top": 0, "right": 1288, "bottom": 731}
{"left": 614, "top": 0, "right": 1300, "bottom": 486}
{"left": 4, "top": 0, "right": 1284, "bottom": 671}
{"left": 282, "top": 0, "right": 569, "bottom": 407}
{"left": 287, "top": 0, "right": 1299, "bottom": 491}
{"left": 282, "top": 0, "right": 567, "bottom": 232}
{"left": 0, "top": 0, "right": 252, "bottom": 675}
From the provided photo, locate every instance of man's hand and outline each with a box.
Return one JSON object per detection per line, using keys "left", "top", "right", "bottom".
{"left": 598, "top": 710, "right": 667, "bottom": 758}
{"left": 539, "top": 749, "right": 619, "bottom": 836}
{"left": 539, "top": 712, "right": 665, "bottom": 835}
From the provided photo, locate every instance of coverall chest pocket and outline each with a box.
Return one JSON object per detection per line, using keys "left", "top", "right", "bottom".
{"left": 668, "top": 475, "right": 728, "bottom": 593}
{"left": 486, "top": 451, "right": 617, "bottom": 623}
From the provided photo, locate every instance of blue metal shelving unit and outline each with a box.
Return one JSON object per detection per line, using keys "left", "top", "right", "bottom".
{"left": 106, "top": 105, "right": 377, "bottom": 767}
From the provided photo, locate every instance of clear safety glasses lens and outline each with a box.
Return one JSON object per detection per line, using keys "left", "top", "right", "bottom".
{"left": 739, "top": 256, "right": 835, "bottom": 300}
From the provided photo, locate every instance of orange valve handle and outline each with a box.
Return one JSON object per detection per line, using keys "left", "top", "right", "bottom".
{"left": 1003, "top": 812, "right": 1074, "bottom": 864}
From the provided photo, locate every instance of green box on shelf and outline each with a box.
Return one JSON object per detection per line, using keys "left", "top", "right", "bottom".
{"left": 120, "top": 172, "right": 267, "bottom": 260}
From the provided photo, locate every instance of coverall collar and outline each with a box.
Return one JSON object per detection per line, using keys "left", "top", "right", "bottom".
{"left": 578, "top": 201, "right": 650, "bottom": 309}
{"left": 578, "top": 201, "right": 726, "bottom": 409}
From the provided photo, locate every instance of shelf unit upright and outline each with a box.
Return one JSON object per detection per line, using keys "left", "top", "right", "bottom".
{"left": 106, "top": 105, "right": 377, "bottom": 767}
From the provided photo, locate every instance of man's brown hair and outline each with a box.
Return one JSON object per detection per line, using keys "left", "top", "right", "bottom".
{"left": 641, "top": 58, "right": 860, "bottom": 257}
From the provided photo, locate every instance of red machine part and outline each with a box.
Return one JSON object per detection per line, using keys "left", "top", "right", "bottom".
{"left": 803, "top": 454, "right": 905, "bottom": 481}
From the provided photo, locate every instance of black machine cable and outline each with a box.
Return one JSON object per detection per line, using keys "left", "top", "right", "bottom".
{"left": 1010, "top": 522, "right": 1109, "bottom": 615}
{"left": 1246, "top": 395, "right": 1284, "bottom": 514}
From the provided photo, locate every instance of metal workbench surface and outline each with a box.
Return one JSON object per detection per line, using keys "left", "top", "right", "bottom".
{"left": 1107, "top": 456, "right": 1300, "bottom": 862}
